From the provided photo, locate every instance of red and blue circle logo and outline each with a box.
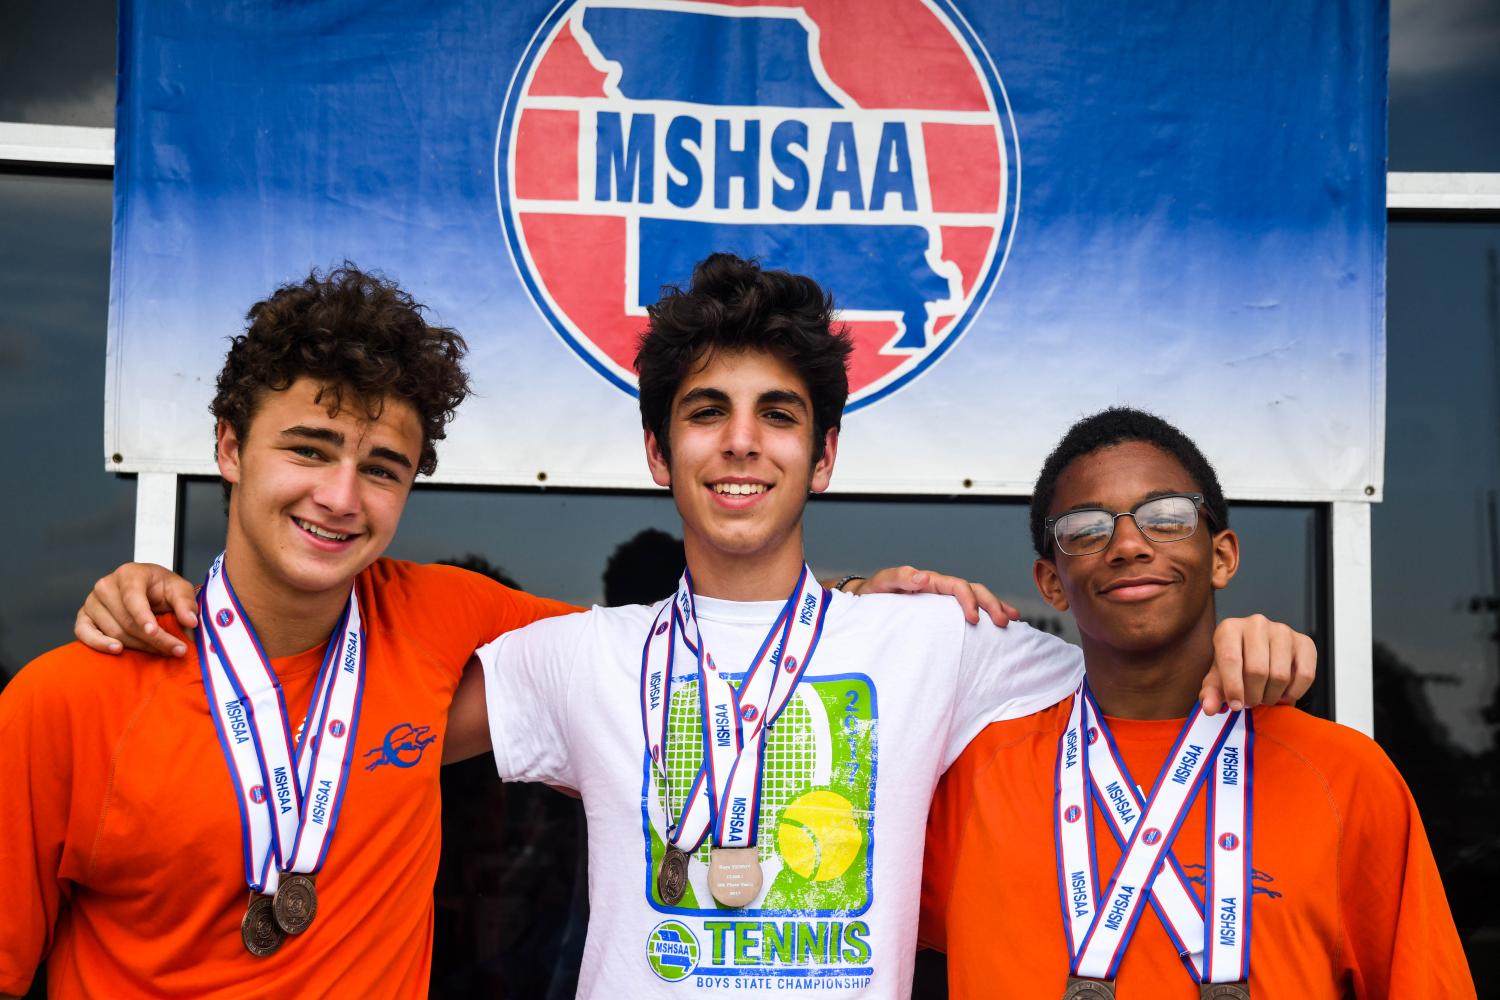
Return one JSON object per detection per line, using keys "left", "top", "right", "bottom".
{"left": 1218, "top": 831, "right": 1240, "bottom": 851}
{"left": 1141, "top": 827, "right": 1162, "bottom": 846}
{"left": 216, "top": 608, "right": 234, "bottom": 628}
{"left": 782, "top": 655, "right": 798, "bottom": 674}
{"left": 655, "top": 620, "right": 670, "bottom": 636}
{"left": 740, "top": 705, "right": 760, "bottom": 722}
{"left": 249, "top": 784, "right": 266, "bottom": 804}
{"left": 328, "top": 719, "right": 346, "bottom": 738}
{"left": 1086, "top": 727, "right": 1099, "bottom": 745}
{"left": 498, "top": 0, "right": 1019, "bottom": 410}
{"left": 1064, "top": 804, "right": 1083, "bottom": 823}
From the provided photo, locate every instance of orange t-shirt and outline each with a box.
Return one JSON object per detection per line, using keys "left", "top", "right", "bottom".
{"left": 920, "top": 699, "right": 1475, "bottom": 999}
{"left": 0, "top": 559, "right": 576, "bottom": 999}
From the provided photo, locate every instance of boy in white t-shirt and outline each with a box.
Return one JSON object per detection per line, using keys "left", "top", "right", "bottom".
{"left": 439, "top": 254, "right": 1314, "bottom": 998}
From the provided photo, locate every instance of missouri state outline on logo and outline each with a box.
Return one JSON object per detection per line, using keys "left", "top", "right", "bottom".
{"left": 497, "top": 0, "right": 1020, "bottom": 410}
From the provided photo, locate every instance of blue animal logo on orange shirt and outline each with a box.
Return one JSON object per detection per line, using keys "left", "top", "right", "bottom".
{"left": 363, "top": 723, "right": 437, "bottom": 771}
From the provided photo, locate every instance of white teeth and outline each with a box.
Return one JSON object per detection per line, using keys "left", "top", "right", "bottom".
{"left": 296, "top": 518, "right": 351, "bottom": 541}
{"left": 712, "top": 483, "right": 768, "bottom": 496}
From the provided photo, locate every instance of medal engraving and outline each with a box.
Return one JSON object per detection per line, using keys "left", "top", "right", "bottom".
{"left": 273, "top": 872, "right": 318, "bottom": 934}
{"left": 1061, "top": 976, "right": 1117, "bottom": 999}
{"left": 1200, "top": 983, "right": 1250, "bottom": 1000}
{"left": 241, "top": 894, "right": 284, "bottom": 957}
{"left": 657, "top": 846, "right": 690, "bottom": 905}
{"left": 707, "top": 846, "right": 763, "bottom": 908}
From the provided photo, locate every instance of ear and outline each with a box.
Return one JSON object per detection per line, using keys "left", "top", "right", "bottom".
{"left": 1210, "top": 528, "right": 1239, "bottom": 590}
{"left": 644, "top": 427, "right": 671, "bottom": 489}
{"left": 809, "top": 426, "right": 839, "bottom": 494}
{"left": 1033, "top": 557, "right": 1070, "bottom": 611}
{"left": 216, "top": 419, "right": 243, "bottom": 486}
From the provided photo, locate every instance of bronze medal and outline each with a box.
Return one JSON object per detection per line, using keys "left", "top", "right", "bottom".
{"left": 1061, "top": 976, "right": 1117, "bottom": 999}
{"left": 657, "top": 846, "right": 691, "bottom": 906}
{"left": 241, "top": 894, "right": 284, "bottom": 957}
{"left": 1200, "top": 983, "right": 1251, "bottom": 1000}
{"left": 272, "top": 872, "right": 318, "bottom": 935}
{"left": 707, "top": 846, "right": 762, "bottom": 908}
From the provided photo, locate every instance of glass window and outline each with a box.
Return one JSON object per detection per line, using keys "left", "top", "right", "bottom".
{"left": 0, "top": 2, "right": 116, "bottom": 128}
{"left": 1379, "top": 221, "right": 1500, "bottom": 978}
{"left": 0, "top": 173, "right": 131, "bottom": 682}
{"left": 1389, "top": 0, "right": 1500, "bottom": 171}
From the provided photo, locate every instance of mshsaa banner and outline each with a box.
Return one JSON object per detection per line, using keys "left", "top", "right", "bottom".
{"left": 109, "top": 0, "right": 1387, "bottom": 500}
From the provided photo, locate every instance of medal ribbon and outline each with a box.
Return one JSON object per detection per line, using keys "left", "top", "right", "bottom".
{"left": 1056, "top": 682, "right": 1249, "bottom": 983}
{"left": 1078, "top": 685, "right": 1208, "bottom": 979}
{"left": 197, "top": 553, "right": 365, "bottom": 895}
{"left": 639, "top": 567, "right": 827, "bottom": 852}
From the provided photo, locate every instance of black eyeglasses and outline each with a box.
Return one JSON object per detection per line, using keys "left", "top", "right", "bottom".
{"left": 1045, "top": 493, "right": 1213, "bottom": 557}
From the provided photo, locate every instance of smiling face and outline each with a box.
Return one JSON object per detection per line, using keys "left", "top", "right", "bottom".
{"left": 1033, "top": 441, "right": 1238, "bottom": 656}
{"left": 218, "top": 376, "right": 422, "bottom": 608}
{"left": 645, "top": 347, "right": 837, "bottom": 598}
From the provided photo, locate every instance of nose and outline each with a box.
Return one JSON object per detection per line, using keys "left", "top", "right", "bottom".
{"left": 721, "top": 408, "right": 761, "bottom": 458}
{"left": 1105, "top": 512, "right": 1154, "bottom": 563}
{"left": 311, "top": 460, "right": 361, "bottom": 517}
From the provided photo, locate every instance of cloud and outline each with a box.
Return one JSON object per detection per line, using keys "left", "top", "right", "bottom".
{"left": 1391, "top": 0, "right": 1500, "bottom": 82}
{"left": 0, "top": 0, "right": 115, "bottom": 126}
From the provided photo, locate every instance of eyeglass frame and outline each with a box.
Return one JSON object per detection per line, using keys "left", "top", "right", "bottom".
{"left": 1043, "top": 492, "right": 1217, "bottom": 557}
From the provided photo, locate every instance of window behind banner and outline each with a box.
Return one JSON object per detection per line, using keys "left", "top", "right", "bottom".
{"left": 1378, "top": 222, "right": 1500, "bottom": 984}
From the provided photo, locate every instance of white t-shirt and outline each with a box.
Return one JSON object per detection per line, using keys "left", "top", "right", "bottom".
{"left": 478, "top": 590, "right": 1082, "bottom": 998}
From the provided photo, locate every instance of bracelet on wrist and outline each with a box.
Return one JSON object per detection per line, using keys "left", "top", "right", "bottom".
{"left": 834, "top": 574, "right": 867, "bottom": 593}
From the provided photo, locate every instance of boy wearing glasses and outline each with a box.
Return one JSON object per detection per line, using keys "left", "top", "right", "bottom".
{"left": 919, "top": 407, "right": 1473, "bottom": 999}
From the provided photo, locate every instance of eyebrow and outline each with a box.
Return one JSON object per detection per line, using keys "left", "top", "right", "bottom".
{"left": 676, "top": 387, "right": 810, "bottom": 412}
{"left": 677, "top": 387, "right": 731, "bottom": 409}
{"left": 1059, "top": 489, "right": 1191, "bottom": 515}
{"left": 758, "top": 389, "right": 809, "bottom": 412}
{"left": 278, "top": 425, "right": 415, "bottom": 471}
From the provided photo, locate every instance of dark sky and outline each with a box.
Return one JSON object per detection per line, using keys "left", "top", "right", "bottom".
{"left": 0, "top": 0, "right": 117, "bottom": 126}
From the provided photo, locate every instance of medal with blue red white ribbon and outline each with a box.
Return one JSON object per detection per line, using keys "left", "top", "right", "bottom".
{"left": 641, "top": 565, "right": 828, "bottom": 907}
{"left": 1055, "top": 682, "right": 1252, "bottom": 997}
{"left": 196, "top": 552, "right": 366, "bottom": 953}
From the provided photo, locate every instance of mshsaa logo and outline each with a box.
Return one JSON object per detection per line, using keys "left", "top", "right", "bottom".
{"left": 498, "top": 0, "right": 1019, "bottom": 410}
{"left": 646, "top": 920, "right": 700, "bottom": 982}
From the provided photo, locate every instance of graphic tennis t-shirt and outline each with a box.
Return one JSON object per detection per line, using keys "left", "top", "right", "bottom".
{"left": 478, "top": 590, "right": 1082, "bottom": 998}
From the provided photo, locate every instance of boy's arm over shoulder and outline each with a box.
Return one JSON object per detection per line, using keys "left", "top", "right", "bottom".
{"left": 375, "top": 559, "right": 581, "bottom": 663}
{"left": 0, "top": 645, "right": 124, "bottom": 995}
{"left": 1268, "top": 710, "right": 1476, "bottom": 998}
{"left": 473, "top": 605, "right": 603, "bottom": 788}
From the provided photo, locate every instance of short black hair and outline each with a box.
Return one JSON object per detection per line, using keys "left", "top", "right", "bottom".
{"left": 1029, "top": 407, "right": 1229, "bottom": 556}
{"left": 634, "top": 253, "right": 853, "bottom": 465}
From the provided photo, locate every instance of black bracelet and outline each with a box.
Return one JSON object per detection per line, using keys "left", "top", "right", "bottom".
{"left": 833, "top": 574, "right": 866, "bottom": 592}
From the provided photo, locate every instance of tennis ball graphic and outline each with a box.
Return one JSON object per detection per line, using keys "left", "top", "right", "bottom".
{"left": 777, "top": 790, "right": 863, "bottom": 881}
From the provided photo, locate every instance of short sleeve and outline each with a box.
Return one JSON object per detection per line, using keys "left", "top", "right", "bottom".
{"left": 947, "top": 621, "right": 1081, "bottom": 770}
{"left": 0, "top": 653, "right": 83, "bottom": 995}
{"left": 1337, "top": 742, "right": 1476, "bottom": 999}
{"left": 476, "top": 610, "right": 595, "bottom": 788}
{"left": 387, "top": 562, "right": 581, "bottom": 682}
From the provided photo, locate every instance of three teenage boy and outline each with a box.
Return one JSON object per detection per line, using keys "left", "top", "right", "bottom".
{"left": 920, "top": 409, "right": 1475, "bottom": 997}
{"left": 6, "top": 258, "right": 1311, "bottom": 997}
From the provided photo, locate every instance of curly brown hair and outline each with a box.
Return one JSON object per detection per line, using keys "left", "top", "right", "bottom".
{"left": 212, "top": 265, "right": 470, "bottom": 485}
